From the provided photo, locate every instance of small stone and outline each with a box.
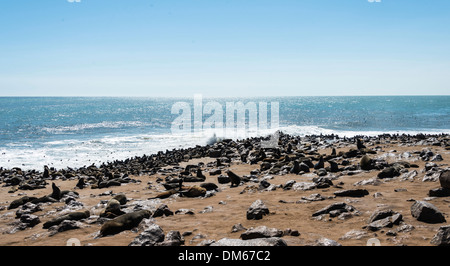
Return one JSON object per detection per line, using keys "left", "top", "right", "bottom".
{"left": 247, "top": 199, "right": 269, "bottom": 220}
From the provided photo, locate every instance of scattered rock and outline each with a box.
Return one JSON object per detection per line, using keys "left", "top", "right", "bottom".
{"left": 247, "top": 199, "right": 269, "bottom": 220}
{"left": 152, "top": 204, "right": 174, "bottom": 218}
{"left": 439, "top": 170, "right": 450, "bottom": 189}
{"left": 129, "top": 223, "right": 165, "bottom": 246}
{"left": 231, "top": 223, "right": 247, "bottom": 233}
{"left": 334, "top": 189, "right": 369, "bottom": 198}
{"left": 313, "top": 237, "right": 341, "bottom": 246}
{"left": 312, "top": 202, "right": 356, "bottom": 217}
{"left": 430, "top": 225, "right": 450, "bottom": 246}
{"left": 428, "top": 187, "right": 450, "bottom": 197}
{"left": 240, "top": 226, "right": 283, "bottom": 240}
{"left": 411, "top": 201, "right": 446, "bottom": 223}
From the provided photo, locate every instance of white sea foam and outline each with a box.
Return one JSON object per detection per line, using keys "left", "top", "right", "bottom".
{"left": 40, "top": 121, "right": 153, "bottom": 134}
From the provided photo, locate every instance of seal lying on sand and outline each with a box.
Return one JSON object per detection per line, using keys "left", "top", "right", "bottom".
{"left": 100, "top": 210, "right": 151, "bottom": 237}
{"left": 43, "top": 210, "right": 90, "bottom": 229}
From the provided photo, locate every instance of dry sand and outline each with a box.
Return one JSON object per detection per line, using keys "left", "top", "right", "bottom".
{"left": 0, "top": 141, "right": 449, "bottom": 246}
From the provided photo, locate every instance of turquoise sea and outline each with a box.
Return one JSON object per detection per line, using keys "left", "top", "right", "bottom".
{"left": 0, "top": 96, "right": 449, "bottom": 170}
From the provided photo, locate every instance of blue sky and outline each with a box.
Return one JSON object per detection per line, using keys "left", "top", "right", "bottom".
{"left": 0, "top": 0, "right": 449, "bottom": 97}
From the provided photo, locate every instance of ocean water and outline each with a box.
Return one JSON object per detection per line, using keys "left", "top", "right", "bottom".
{"left": 0, "top": 96, "right": 449, "bottom": 170}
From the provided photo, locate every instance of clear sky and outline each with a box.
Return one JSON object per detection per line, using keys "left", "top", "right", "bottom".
{"left": 0, "top": 0, "right": 449, "bottom": 97}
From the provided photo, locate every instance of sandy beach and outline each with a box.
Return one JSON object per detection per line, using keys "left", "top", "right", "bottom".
{"left": 0, "top": 133, "right": 449, "bottom": 246}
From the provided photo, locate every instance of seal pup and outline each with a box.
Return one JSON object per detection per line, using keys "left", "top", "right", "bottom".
{"left": 99, "top": 210, "right": 151, "bottom": 237}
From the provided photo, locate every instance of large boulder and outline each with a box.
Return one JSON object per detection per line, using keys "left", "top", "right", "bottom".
{"left": 411, "top": 201, "right": 446, "bottom": 223}
{"left": 246, "top": 199, "right": 269, "bottom": 220}
{"left": 439, "top": 170, "right": 450, "bottom": 189}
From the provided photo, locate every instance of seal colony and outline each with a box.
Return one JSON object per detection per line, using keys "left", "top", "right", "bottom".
{"left": 0, "top": 132, "right": 449, "bottom": 246}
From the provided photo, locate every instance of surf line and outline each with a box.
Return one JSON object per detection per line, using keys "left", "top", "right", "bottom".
{"left": 170, "top": 94, "right": 280, "bottom": 146}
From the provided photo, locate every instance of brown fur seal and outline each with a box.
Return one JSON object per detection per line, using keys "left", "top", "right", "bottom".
{"left": 180, "top": 185, "right": 207, "bottom": 197}
{"left": 8, "top": 196, "right": 38, "bottom": 210}
{"left": 100, "top": 199, "right": 125, "bottom": 218}
{"left": 439, "top": 170, "right": 450, "bottom": 189}
{"left": 50, "top": 182, "right": 61, "bottom": 200}
{"left": 149, "top": 189, "right": 177, "bottom": 199}
{"left": 100, "top": 210, "right": 151, "bottom": 236}
{"left": 226, "top": 170, "right": 241, "bottom": 188}
{"left": 43, "top": 210, "right": 90, "bottom": 229}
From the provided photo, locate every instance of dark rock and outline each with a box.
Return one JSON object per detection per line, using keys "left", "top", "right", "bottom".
{"left": 247, "top": 199, "right": 269, "bottom": 220}
{"left": 366, "top": 213, "right": 402, "bottom": 231}
{"left": 300, "top": 193, "right": 325, "bottom": 202}
{"left": 431, "top": 225, "right": 450, "bottom": 246}
{"left": 240, "top": 226, "right": 283, "bottom": 240}
{"left": 158, "top": 230, "right": 184, "bottom": 246}
{"left": 411, "top": 201, "right": 446, "bottom": 223}
{"left": 231, "top": 223, "right": 247, "bottom": 233}
{"left": 283, "top": 180, "right": 296, "bottom": 190}
{"left": 431, "top": 154, "right": 443, "bottom": 162}
{"left": 377, "top": 166, "right": 400, "bottom": 179}
{"left": 15, "top": 202, "right": 42, "bottom": 218}
{"left": 217, "top": 174, "right": 230, "bottom": 184}
{"left": 314, "top": 237, "right": 342, "bottom": 246}
{"left": 312, "top": 176, "right": 333, "bottom": 188}
{"left": 152, "top": 204, "right": 174, "bottom": 218}
{"left": 428, "top": 187, "right": 450, "bottom": 197}
{"left": 129, "top": 223, "right": 165, "bottom": 246}
{"left": 209, "top": 169, "right": 222, "bottom": 176}
{"left": 19, "top": 214, "right": 41, "bottom": 227}
{"left": 200, "top": 182, "right": 219, "bottom": 191}
{"left": 334, "top": 189, "right": 369, "bottom": 198}
{"left": 368, "top": 209, "right": 396, "bottom": 223}
{"left": 439, "top": 170, "right": 450, "bottom": 189}
{"left": 312, "top": 202, "right": 355, "bottom": 217}
{"left": 49, "top": 220, "right": 82, "bottom": 235}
